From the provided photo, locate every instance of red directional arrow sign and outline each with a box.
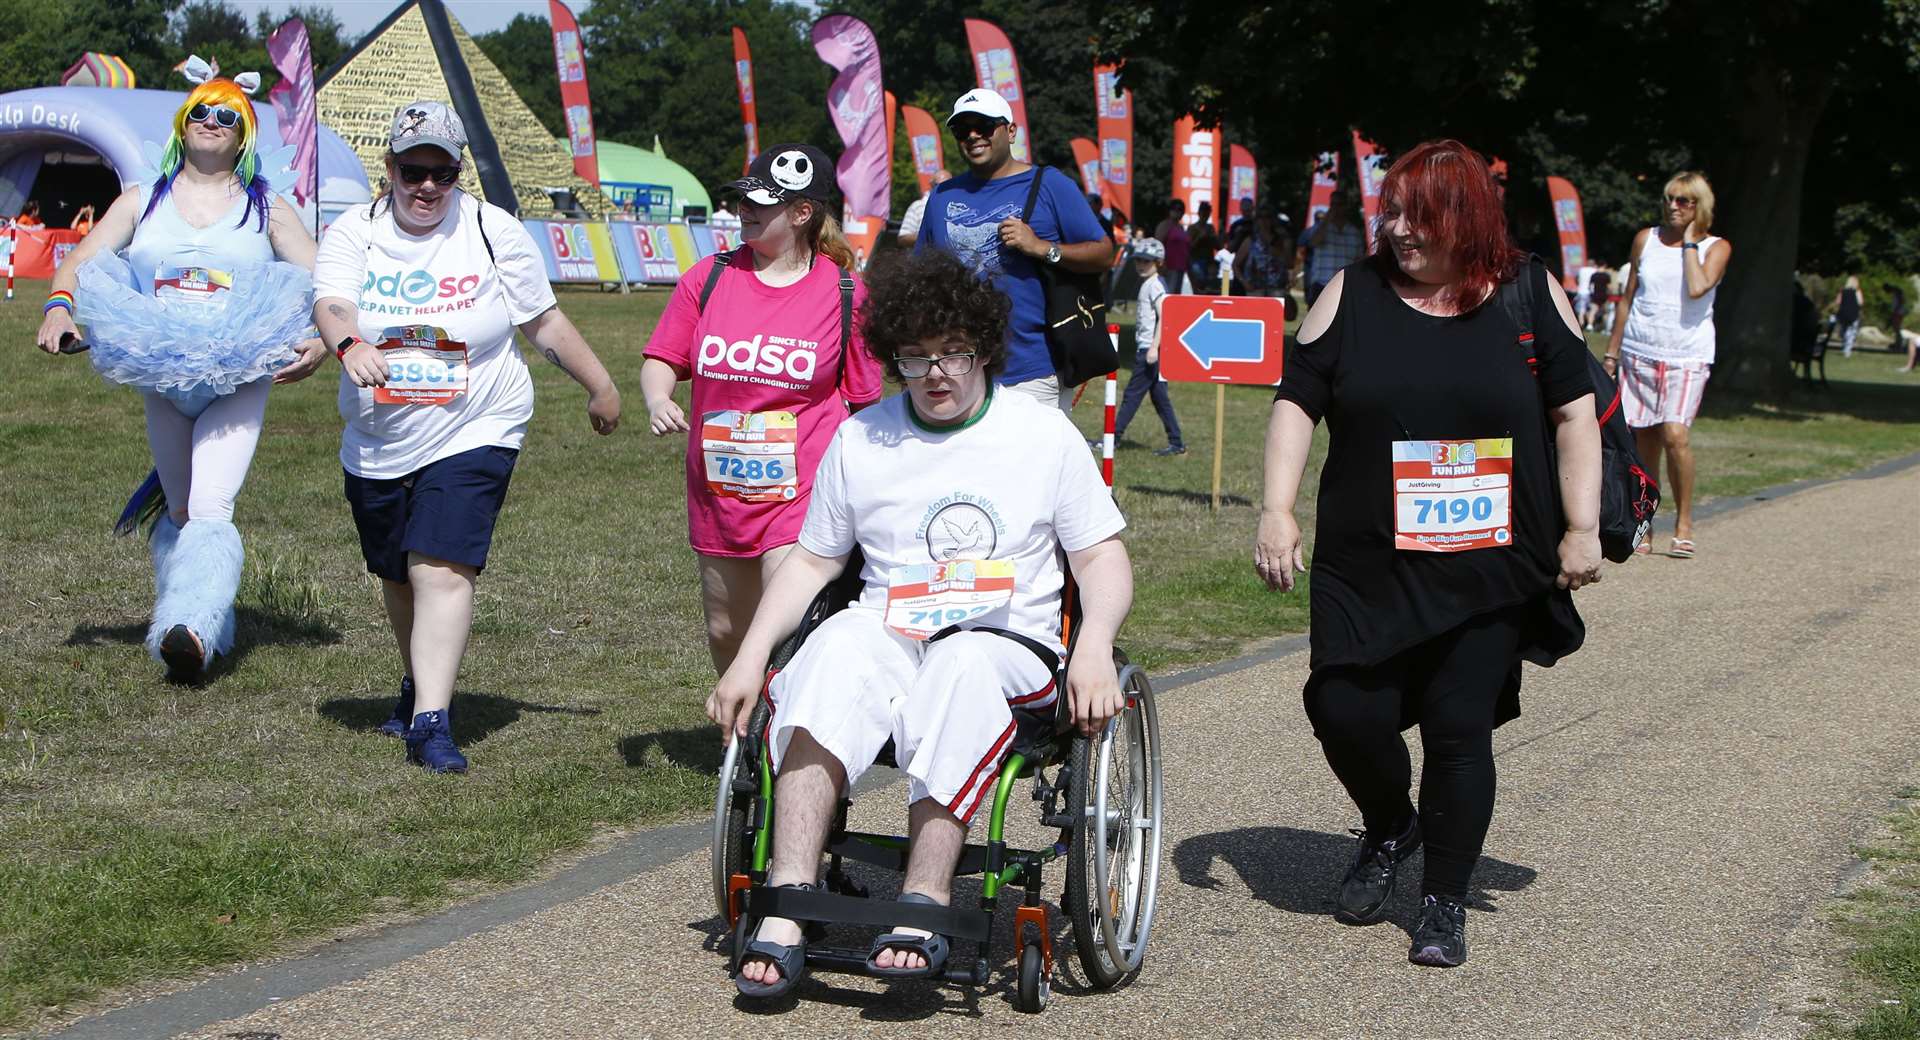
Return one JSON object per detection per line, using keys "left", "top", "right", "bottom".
{"left": 1159, "top": 295, "right": 1287, "bottom": 386}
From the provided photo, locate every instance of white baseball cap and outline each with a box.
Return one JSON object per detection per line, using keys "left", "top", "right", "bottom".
{"left": 389, "top": 100, "right": 467, "bottom": 160}
{"left": 947, "top": 88, "right": 1015, "bottom": 127}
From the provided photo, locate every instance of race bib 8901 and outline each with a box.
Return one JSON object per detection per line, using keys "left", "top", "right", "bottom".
{"left": 1391, "top": 438, "right": 1514, "bottom": 552}
{"left": 373, "top": 325, "right": 468, "bottom": 406}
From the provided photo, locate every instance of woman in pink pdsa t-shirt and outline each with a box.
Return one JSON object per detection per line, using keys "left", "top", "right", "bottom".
{"left": 642, "top": 144, "right": 883, "bottom": 672}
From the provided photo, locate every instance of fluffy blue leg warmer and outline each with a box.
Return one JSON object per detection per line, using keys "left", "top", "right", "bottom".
{"left": 146, "top": 518, "right": 243, "bottom": 665}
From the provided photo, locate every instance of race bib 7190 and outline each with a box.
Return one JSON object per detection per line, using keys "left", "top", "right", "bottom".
{"left": 1391, "top": 438, "right": 1514, "bottom": 552}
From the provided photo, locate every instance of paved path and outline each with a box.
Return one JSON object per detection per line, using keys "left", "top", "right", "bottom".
{"left": 49, "top": 462, "right": 1920, "bottom": 1039}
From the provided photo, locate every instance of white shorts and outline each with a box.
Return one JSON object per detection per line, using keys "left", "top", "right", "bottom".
{"left": 1003, "top": 374, "right": 1075, "bottom": 414}
{"left": 1619, "top": 352, "right": 1710, "bottom": 428}
{"left": 767, "top": 607, "right": 1059, "bottom": 824}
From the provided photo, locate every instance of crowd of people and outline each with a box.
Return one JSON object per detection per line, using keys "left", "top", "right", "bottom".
{"left": 35, "top": 57, "right": 1826, "bottom": 998}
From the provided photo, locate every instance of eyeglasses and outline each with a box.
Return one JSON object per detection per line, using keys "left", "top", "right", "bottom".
{"left": 949, "top": 119, "right": 1005, "bottom": 142}
{"left": 397, "top": 163, "right": 462, "bottom": 187}
{"left": 186, "top": 103, "right": 241, "bottom": 130}
{"left": 895, "top": 352, "right": 978, "bottom": 378}
{"left": 1665, "top": 195, "right": 1696, "bottom": 207}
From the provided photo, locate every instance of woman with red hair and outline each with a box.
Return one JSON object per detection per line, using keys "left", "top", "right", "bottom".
{"left": 1254, "top": 140, "right": 1602, "bottom": 967}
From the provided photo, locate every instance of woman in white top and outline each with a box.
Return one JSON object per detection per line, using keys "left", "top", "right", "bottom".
{"left": 313, "top": 101, "right": 621, "bottom": 773}
{"left": 1604, "top": 170, "right": 1732, "bottom": 559}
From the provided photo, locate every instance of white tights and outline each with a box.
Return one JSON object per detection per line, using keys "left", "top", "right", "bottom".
{"left": 141, "top": 379, "right": 271, "bottom": 524}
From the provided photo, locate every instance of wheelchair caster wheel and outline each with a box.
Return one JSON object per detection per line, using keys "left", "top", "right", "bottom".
{"left": 1016, "top": 944, "right": 1050, "bottom": 1013}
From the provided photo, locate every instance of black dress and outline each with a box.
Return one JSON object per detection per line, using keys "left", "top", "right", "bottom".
{"left": 1275, "top": 257, "right": 1591, "bottom": 727}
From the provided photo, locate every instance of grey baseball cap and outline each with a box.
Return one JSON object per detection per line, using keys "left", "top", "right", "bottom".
{"left": 389, "top": 100, "right": 467, "bottom": 159}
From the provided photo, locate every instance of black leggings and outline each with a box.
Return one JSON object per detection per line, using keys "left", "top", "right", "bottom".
{"left": 1303, "top": 608, "right": 1523, "bottom": 901}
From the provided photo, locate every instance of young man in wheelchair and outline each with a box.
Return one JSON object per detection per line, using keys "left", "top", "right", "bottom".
{"left": 706, "top": 249, "right": 1135, "bottom": 998}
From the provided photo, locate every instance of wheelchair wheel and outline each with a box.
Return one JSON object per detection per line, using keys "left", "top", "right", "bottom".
{"left": 711, "top": 699, "right": 769, "bottom": 922}
{"left": 1064, "top": 660, "right": 1163, "bottom": 989}
{"left": 1016, "top": 943, "right": 1049, "bottom": 1013}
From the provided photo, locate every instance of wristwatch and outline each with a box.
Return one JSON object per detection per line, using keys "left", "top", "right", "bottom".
{"left": 333, "top": 335, "right": 363, "bottom": 359}
{"left": 1044, "top": 244, "right": 1062, "bottom": 265}
{"left": 1681, "top": 242, "right": 1699, "bottom": 251}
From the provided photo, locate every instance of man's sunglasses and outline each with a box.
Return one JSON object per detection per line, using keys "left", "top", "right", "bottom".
{"left": 397, "top": 163, "right": 462, "bottom": 187}
{"left": 186, "top": 104, "right": 241, "bottom": 130}
{"left": 950, "top": 119, "right": 1006, "bottom": 141}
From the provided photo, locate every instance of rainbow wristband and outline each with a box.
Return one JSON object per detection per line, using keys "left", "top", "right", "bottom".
{"left": 44, "top": 291, "right": 74, "bottom": 315}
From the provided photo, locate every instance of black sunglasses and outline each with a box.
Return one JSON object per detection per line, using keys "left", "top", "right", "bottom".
{"left": 397, "top": 163, "right": 462, "bottom": 187}
{"left": 950, "top": 119, "right": 1006, "bottom": 141}
{"left": 186, "top": 103, "right": 241, "bottom": 130}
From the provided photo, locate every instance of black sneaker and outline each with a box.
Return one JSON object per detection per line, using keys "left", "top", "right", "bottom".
{"left": 1333, "top": 818, "right": 1422, "bottom": 925}
{"left": 1408, "top": 895, "right": 1468, "bottom": 967}
{"left": 1152, "top": 445, "right": 1187, "bottom": 456}
{"left": 158, "top": 624, "right": 205, "bottom": 684}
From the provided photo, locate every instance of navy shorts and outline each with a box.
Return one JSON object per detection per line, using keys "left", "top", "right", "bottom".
{"left": 343, "top": 445, "right": 519, "bottom": 583}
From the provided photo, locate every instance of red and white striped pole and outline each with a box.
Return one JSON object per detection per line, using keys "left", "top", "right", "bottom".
{"left": 5, "top": 227, "right": 14, "bottom": 302}
{"left": 1102, "top": 323, "right": 1119, "bottom": 489}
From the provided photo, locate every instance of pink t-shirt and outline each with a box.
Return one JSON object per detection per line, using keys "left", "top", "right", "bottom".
{"left": 644, "top": 248, "right": 884, "bottom": 557}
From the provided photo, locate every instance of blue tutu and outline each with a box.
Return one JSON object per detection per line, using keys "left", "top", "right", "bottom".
{"left": 76, "top": 253, "right": 313, "bottom": 400}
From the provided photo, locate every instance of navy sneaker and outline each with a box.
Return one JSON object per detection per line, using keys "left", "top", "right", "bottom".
{"left": 1334, "top": 817, "right": 1422, "bottom": 925}
{"left": 376, "top": 677, "right": 416, "bottom": 738}
{"left": 1408, "top": 895, "right": 1469, "bottom": 967}
{"left": 403, "top": 709, "right": 468, "bottom": 773}
{"left": 1153, "top": 445, "right": 1187, "bottom": 457}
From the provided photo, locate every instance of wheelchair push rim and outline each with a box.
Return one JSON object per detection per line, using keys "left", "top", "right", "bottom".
{"left": 712, "top": 735, "right": 743, "bottom": 922}
{"left": 1090, "top": 662, "right": 1163, "bottom": 975}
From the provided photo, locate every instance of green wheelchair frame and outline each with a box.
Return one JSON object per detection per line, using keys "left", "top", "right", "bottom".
{"left": 710, "top": 567, "right": 1164, "bottom": 1012}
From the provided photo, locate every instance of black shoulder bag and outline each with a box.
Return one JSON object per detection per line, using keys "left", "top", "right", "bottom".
{"left": 1020, "top": 168, "right": 1116, "bottom": 386}
{"left": 1500, "top": 257, "right": 1660, "bottom": 562}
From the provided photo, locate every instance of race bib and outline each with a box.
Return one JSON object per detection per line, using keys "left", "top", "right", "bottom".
{"left": 372, "top": 325, "right": 468, "bottom": 406}
{"left": 1392, "top": 439, "right": 1514, "bottom": 552}
{"left": 153, "top": 265, "right": 233, "bottom": 307}
{"left": 884, "top": 559, "right": 1017, "bottom": 641}
{"left": 701, "top": 410, "right": 798, "bottom": 503}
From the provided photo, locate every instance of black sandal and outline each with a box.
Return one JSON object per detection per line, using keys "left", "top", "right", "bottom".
{"left": 864, "top": 892, "right": 951, "bottom": 979}
{"left": 735, "top": 884, "right": 811, "bottom": 999}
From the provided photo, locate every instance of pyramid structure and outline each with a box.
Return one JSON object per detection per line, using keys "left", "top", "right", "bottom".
{"left": 317, "top": 0, "right": 606, "bottom": 218}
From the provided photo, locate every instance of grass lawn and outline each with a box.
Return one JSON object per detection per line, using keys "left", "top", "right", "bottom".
{"left": 1811, "top": 790, "right": 1920, "bottom": 1039}
{"left": 2, "top": 278, "right": 1918, "bottom": 1030}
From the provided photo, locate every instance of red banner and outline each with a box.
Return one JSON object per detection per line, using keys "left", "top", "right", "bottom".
{"left": 885, "top": 90, "right": 897, "bottom": 206}
{"left": 1070, "top": 138, "right": 1101, "bottom": 197}
{"left": 1307, "top": 151, "right": 1338, "bottom": 227}
{"left": 1094, "top": 62, "right": 1133, "bottom": 222}
{"left": 962, "top": 18, "right": 1030, "bottom": 163}
{"left": 548, "top": 0, "right": 598, "bottom": 185}
{"left": 732, "top": 27, "right": 758, "bottom": 173}
{"left": 1352, "top": 131, "right": 1386, "bottom": 250}
{"left": 1173, "top": 116, "right": 1221, "bottom": 229}
{"left": 902, "top": 104, "right": 944, "bottom": 194}
{"left": 1228, "top": 143, "right": 1256, "bottom": 222}
{"left": 1546, "top": 175, "right": 1589, "bottom": 291}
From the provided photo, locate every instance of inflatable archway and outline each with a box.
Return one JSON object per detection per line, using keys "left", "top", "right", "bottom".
{"left": 0, "top": 86, "right": 371, "bottom": 275}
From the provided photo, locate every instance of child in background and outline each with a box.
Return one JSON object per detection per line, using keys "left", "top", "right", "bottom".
{"left": 1111, "top": 238, "right": 1186, "bottom": 456}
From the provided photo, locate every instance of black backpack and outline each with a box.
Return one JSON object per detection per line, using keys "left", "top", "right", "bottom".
{"left": 1500, "top": 258, "right": 1660, "bottom": 563}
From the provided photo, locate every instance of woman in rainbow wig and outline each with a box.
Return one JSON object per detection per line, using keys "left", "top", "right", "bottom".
{"left": 35, "top": 56, "right": 325, "bottom": 683}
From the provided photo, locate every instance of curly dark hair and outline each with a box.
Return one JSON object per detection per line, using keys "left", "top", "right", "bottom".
{"left": 858, "top": 249, "right": 1010, "bottom": 383}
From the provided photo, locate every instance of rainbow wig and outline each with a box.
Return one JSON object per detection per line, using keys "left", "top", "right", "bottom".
{"left": 143, "top": 78, "right": 270, "bottom": 232}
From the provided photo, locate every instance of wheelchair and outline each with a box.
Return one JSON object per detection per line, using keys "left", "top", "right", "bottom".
{"left": 710, "top": 557, "right": 1164, "bottom": 1012}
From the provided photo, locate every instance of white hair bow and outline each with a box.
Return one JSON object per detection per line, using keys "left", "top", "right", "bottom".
{"left": 176, "top": 54, "right": 262, "bottom": 94}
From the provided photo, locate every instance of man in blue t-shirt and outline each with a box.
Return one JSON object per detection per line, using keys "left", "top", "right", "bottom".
{"left": 916, "top": 88, "right": 1114, "bottom": 410}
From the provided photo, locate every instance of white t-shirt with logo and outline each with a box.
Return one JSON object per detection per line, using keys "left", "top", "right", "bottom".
{"left": 314, "top": 191, "right": 555, "bottom": 479}
{"left": 799, "top": 390, "right": 1126, "bottom": 651}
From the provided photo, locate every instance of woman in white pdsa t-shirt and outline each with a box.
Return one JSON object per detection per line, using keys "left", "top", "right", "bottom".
{"left": 313, "top": 101, "right": 622, "bottom": 774}
{"left": 708, "top": 249, "right": 1134, "bottom": 997}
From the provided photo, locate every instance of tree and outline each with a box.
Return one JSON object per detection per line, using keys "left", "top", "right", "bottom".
{"left": 579, "top": 0, "right": 831, "bottom": 201}
{"left": 0, "top": 0, "right": 181, "bottom": 93}
{"left": 1092, "top": 0, "right": 1920, "bottom": 398}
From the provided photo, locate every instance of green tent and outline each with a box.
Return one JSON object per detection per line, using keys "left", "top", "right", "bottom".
{"left": 592, "top": 137, "right": 714, "bottom": 219}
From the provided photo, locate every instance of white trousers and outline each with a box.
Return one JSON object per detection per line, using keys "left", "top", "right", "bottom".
{"left": 1003, "top": 374, "right": 1075, "bottom": 414}
{"left": 141, "top": 378, "right": 270, "bottom": 523}
{"left": 767, "top": 607, "right": 1058, "bottom": 824}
